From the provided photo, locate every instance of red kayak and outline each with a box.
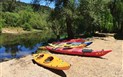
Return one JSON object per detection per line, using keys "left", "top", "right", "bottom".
{"left": 52, "top": 38, "right": 85, "bottom": 44}
{"left": 46, "top": 46, "right": 112, "bottom": 57}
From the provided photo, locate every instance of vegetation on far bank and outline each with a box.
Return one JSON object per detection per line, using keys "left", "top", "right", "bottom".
{"left": 0, "top": 0, "right": 123, "bottom": 39}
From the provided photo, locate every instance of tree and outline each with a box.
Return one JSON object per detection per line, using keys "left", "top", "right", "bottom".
{"left": 108, "top": 0, "right": 123, "bottom": 34}
{"left": 77, "top": 0, "right": 114, "bottom": 34}
{"left": 2, "top": 0, "right": 17, "bottom": 12}
{"left": 47, "top": 9, "right": 66, "bottom": 39}
{"left": 31, "top": 0, "right": 77, "bottom": 39}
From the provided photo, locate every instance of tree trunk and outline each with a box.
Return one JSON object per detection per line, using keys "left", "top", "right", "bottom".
{"left": 66, "top": 16, "right": 74, "bottom": 39}
{"left": 56, "top": 35, "right": 60, "bottom": 39}
{"left": 118, "top": 21, "right": 123, "bottom": 34}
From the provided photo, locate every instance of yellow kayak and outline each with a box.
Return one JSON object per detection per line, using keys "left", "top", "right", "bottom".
{"left": 33, "top": 53, "right": 71, "bottom": 70}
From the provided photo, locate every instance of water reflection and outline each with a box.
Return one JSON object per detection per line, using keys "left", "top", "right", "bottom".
{"left": 0, "top": 32, "right": 49, "bottom": 61}
{"left": 0, "top": 43, "right": 42, "bottom": 59}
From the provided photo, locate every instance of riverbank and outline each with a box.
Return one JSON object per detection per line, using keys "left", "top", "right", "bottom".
{"left": 0, "top": 37, "right": 123, "bottom": 77}
{"left": 2, "top": 27, "right": 42, "bottom": 34}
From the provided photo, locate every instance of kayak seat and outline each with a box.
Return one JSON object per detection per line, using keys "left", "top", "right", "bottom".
{"left": 63, "top": 47, "right": 72, "bottom": 50}
{"left": 44, "top": 56, "right": 54, "bottom": 63}
{"left": 82, "top": 49, "right": 93, "bottom": 53}
{"left": 64, "top": 46, "right": 71, "bottom": 47}
{"left": 37, "top": 54, "right": 44, "bottom": 59}
{"left": 66, "top": 42, "right": 72, "bottom": 44}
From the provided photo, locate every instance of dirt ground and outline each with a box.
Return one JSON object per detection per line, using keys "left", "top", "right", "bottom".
{"left": 0, "top": 37, "right": 123, "bottom": 77}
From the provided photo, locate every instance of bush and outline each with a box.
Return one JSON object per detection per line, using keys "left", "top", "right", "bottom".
{"left": 0, "top": 24, "right": 2, "bottom": 33}
{"left": 0, "top": 19, "right": 4, "bottom": 33}
{"left": 2, "top": 12, "right": 19, "bottom": 27}
{"left": 23, "top": 23, "right": 32, "bottom": 31}
{"left": 29, "top": 12, "right": 47, "bottom": 29}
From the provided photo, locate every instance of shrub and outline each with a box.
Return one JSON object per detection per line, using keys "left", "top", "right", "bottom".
{"left": 23, "top": 23, "right": 32, "bottom": 31}
{"left": 0, "top": 18, "right": 4, "bottom": 33}
{"left": 2, "top": 12, "right": 19, "bottom": 27}
{"left": 0, "top": 24, "right": 2, "bottom": 33}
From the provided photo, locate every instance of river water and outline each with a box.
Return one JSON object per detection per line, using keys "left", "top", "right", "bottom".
{"left": 0, "top": 32, "right": 50, "bottom": 61}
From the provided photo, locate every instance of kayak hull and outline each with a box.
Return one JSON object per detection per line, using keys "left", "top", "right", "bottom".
{"left": 49, "top": 41, "right": 92, "bottom": 48}
{"left": 33, "top": 53, "right": 71, "bottom": 70}
{"left": 38, "top": 41, "right": 92, "bottom": 50}
{"left": 52, "top": 38, "right": 85, "bottom": 44}
{"left": 46, "top": 46, "right": 112, "bottom": 57}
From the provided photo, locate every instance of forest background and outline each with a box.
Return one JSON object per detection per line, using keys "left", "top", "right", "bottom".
{"left": 0, "top": 0, "right": 123, "bottom": 39}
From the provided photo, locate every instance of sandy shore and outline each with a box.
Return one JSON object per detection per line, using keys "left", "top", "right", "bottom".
{"left": 0, "top": 37, "right": 123, "bottom": 77}
{"left": 2, "top": 28, "right": 27, "bottom": 34}
{"left": 2, "top": 28, "right": 42, "bottom": 34}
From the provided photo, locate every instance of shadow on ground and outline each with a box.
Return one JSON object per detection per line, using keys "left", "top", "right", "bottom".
{"left": 114, "top": 33, "right": 123, "bottom": 40}
{"left": 32, "top": 59, "right": 67, "bottom": 77}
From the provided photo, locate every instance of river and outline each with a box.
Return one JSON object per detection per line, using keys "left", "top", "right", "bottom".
{"left": 0, "top": 32, "right": 51, "bottom": 62}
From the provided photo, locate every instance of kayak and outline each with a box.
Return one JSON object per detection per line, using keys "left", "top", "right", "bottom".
{"left": 38, "top": 38, "right": 87, "bottom": 50}
{"left": 52, "top": 38, "right": 85, "bottom": 44}
{"left": 46, "top": 46, "right": 112, "bottom": 57}
{"left": 33, "top": 53, "right": 71, "bottom": 70}
{"left": 49, "top": 41, "right": 93, "bottom": 48}
{"left": 38, "top": 41, "right": 92, "bottom": 50}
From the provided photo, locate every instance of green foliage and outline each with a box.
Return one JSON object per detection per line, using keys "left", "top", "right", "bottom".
{"left": 109, "top": 0, "right": 123, "bottom": 34}
{"left": 23, "top": 23, "right": 32, "bottom": 31}
{"left": 48, "top": 9, "right": 66, "bottom": 39}
{"left": 1, "top": 2, "right": 50, "bottom": 31}
{"left": 29, "top": 12, "right": 48, "bottom": 29}
{"left": 0, "top": 24, "right": 2, "bottom": 33}
{"left": 0, "top": 21, "right": 3, "bottom": 33}
{"left": 76, "top": 0, "right": 115, "bottom": 34}
{"left": 2, "top": 12, "right": 19, "bottom": 27}
{"left": 1, "top": 0, "right": 123, "bottom": 39}
{"left": 2, "top": 0, "right": 16, "bottom": 12}
{"left": 17, "top": 10, "right": 32, "bottom": 26}
{"left": 0, "top": 13, "right": 5, "bottom": 30}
